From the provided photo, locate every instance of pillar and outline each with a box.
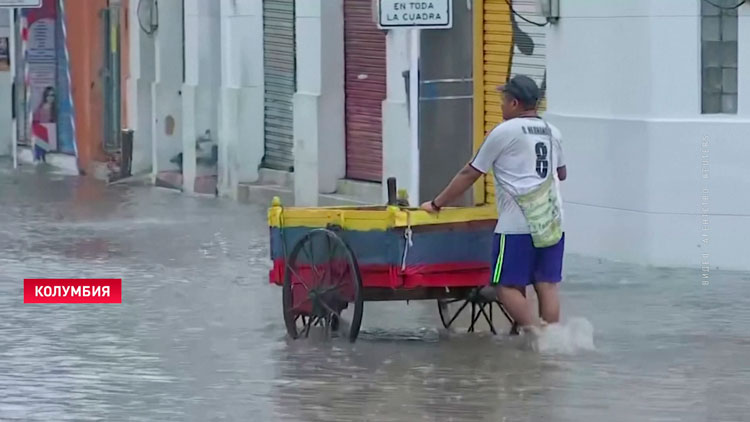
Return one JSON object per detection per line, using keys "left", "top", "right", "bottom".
{"left": 381, "top": 29, "right": 411, "bottom": 203}
{"left": 0, "top": 9, "right": 12, "bottom": 157}
{"left": 293, "top": 0, "right": 345, "bottom": 206}
{"left": 217, "top": 0, "right": 264, "bottom": 198}
{"left": 126, "top": 0, "right": 155, "bottom": 175}
{"left": 153, "top": 0, "right": 183, "bottom": 180}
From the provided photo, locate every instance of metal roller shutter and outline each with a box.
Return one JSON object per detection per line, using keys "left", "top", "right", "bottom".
{"left": 473, "top": 0, "right": 547, "bottom": 204}
{"left": 262, "top": 0, "right": 296, "bottom": 171}
{"left": 344, "top": 0, "right": 387, "bottom": 182}
{"left": 508, "top": 0, "right": 547, "bottom": 111}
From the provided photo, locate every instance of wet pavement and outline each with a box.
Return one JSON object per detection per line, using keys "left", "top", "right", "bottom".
{"left": 1, "top": 162, "right": 749, "bottom": 421}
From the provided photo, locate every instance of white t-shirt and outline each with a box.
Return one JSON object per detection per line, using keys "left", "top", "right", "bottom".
{"left": 471, "top": 117, "right": 565, "bottom": 234}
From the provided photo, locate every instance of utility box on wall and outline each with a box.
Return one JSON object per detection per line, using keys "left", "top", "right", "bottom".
{"left": 418, "top": 0, "right": 473, "bottom": 206}
{"left": 537, "top": 0, "right": 559, "bottom": 22}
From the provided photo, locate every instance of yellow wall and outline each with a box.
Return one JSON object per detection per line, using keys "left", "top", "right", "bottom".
{"left": 472, "top": 0, "right": 512, "bottom": 205}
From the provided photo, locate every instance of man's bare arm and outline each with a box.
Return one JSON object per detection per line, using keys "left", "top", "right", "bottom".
{"left": 557, "top": 166, "right": 567, "bottom": 181}
{"left": 431, "top": 164, "right": 484, "bottom": 208}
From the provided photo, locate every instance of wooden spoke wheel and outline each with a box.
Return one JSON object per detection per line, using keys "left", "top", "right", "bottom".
{"left": 282, "top": 228, "right": 363, "bottom": 343}
{"left": 437, "top": 287, "right": 519, "bottom": 335}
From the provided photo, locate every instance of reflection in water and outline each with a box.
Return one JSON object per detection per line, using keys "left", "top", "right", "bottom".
{"left": 0, "top": 162, "right": 749, "bottom": 421}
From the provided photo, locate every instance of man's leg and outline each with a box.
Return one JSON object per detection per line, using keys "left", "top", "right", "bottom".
{"left": 532, "top": 233, "right": 565, "bottom": 324}
{"left": 499, "top": 285, "right": 534, "bottom": 327}
{"left": 532, "top": 282, "right": 559, "bottom": 324}
{"left": 489, "top": 234, "right": 536, "bottom": 328}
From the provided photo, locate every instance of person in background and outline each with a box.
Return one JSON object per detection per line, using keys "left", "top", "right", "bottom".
{"left": 33, "top": 86, "right": 56, "bottom": 124}
{"left": 32, "top": 86, "right": 56, "bottom": 163}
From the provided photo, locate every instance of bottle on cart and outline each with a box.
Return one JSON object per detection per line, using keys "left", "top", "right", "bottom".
{"left": 397, "top": 189, "right": 410, "bottom": 207}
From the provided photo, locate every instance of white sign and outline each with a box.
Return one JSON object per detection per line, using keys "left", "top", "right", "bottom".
{"left": 0, "top": 0, "right": 42, "bottom": 8}
{"left": 378, "top": 0, "right": 453, "bottom": 30}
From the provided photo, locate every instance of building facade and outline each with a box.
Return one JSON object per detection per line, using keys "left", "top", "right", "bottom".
{"left": 545, "top": 0, "right": 750, "bottom": 271}
{"left": 124, "top": 0, "right": 547, "bottom": 206}
{"left": 122, "top": 0, "right": 750, "bottom": 271}
{"left": 12, "top": 0, "right": 738, "bottom": 272}
{"left": 0, "top": 0, "right": 130, "bottom": 176}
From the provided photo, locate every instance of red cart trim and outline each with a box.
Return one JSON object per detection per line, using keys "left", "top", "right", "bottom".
{"left": 270, "top": 260, "right": 490, "bottom": 290}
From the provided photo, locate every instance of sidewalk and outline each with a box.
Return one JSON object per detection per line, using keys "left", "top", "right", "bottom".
{"left": 9, "top": 149, "right": 384, "bottom": 207}
{"left": 237, "top": 168, "right": 383, "bottom": 207}
{"left": 16, "top": 147, "right": 80, "bottom": 176}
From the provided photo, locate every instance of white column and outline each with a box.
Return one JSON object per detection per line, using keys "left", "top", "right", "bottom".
{"left": 217, "top": 0, "right": 264, "bottom": 198}
{"left": 381, "top": 29, "right": 411, "bottom": 203}
{"left": 0, "top": 9, "right": 12, "bottom": 157}
{"left": 153, "top": 0, "right": 184, "bottom": 180}
{"left": 294, "top": 0, "right": 345, "bottom": 206}
{"left": 182, "top": 0, "right": 199, "bottom": 193}
{"left": 182, "top": 0, "right": 221, "bottom": 194}
{"left": 738, "top": 5, "right": 750, "bottom": 115}
{"left": 127, "top": 0, "right": 155, "bottom": 175}
{"left": 217, "top": 0, "right": 236, "bottom": 197}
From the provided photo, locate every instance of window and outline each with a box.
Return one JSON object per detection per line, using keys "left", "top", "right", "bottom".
{"left": 701, "top": 0, "right": 739, "bottom": 114}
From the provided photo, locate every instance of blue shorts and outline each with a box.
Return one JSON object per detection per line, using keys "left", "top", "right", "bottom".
{"left": 490, "top": 233, "right": 565, "bottom": 287}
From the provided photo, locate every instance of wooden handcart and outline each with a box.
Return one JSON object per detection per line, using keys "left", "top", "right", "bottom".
{"left": 268, "top": 186, "right": 518, "bottom": 343}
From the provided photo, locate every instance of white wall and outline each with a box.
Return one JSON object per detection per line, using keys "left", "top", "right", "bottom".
{"left": 127, "top": 0, "right": 155, "bottom": 175}
{"left": 318, "top": 0, "right": 346, "bottom": 193}
{"left": 217, "top": 0, "right": 264, "bottom": 198}
{"left": 293, "top": 0, "right": 345, "bottom": 205}
{"left": 153, "top": 0, "right": 183, "bottom": 177}
{"left": 129, "top": 0, "right": 266, "bottom": 195}
{"left": 547, "top": 0, "right": 750, "bottom": 271}
{"left": 0, "top": 9, "right": 12, "bottom": 157}
{"left": 0, "top": 72, "right": 11, "bottom": 157}
{"left": 183, "top": 0, "right": 220, "bottom": 193}
{"left": 382, "top": 29, "right": 411, "bottom": 203}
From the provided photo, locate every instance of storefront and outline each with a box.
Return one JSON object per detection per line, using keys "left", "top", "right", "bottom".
{"left": 14, "top": 0, "right": 78, "bottom": 160}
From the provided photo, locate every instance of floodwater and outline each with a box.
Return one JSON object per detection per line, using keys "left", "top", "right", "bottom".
{"left": 1, "top": 162, "right": 749, "bottom": 421}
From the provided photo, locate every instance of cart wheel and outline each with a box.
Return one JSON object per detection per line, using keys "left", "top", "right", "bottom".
{"left": 437, "top": 288, "right": 518, "bottom": 335}
{"left": 282, "top": 228, "right": 364, "bottom": 343}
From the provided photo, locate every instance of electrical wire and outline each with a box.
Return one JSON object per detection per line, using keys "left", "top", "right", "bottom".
{"left": 500, "top": 0, "right": 747, "bottom": 23}
{"left": 504, "top": 0, "right": 548, "bottom": 27}
{"left": 702, "top": 0, "right": 746, "bottom": 10}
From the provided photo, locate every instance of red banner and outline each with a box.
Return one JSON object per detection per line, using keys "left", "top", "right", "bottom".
{"left": 24, "top": 279, "right": 122, "bottom": 303}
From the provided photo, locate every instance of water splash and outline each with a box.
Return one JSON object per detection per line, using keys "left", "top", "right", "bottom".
{"left": 531, "top": 317, "right": 596, "bottom": 355}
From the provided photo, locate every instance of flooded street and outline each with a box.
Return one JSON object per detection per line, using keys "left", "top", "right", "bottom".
{"left": 1, "top": 163, "right": 749, "bottom": 422}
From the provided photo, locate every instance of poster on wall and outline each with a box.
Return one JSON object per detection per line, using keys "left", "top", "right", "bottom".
{"left": 23, "top": 0, "right": 57, "bottom": 159}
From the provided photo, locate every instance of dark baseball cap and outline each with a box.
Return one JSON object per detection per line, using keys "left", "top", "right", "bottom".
{"left": 497, "top": 75, "right": 540, "bottom": 107}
